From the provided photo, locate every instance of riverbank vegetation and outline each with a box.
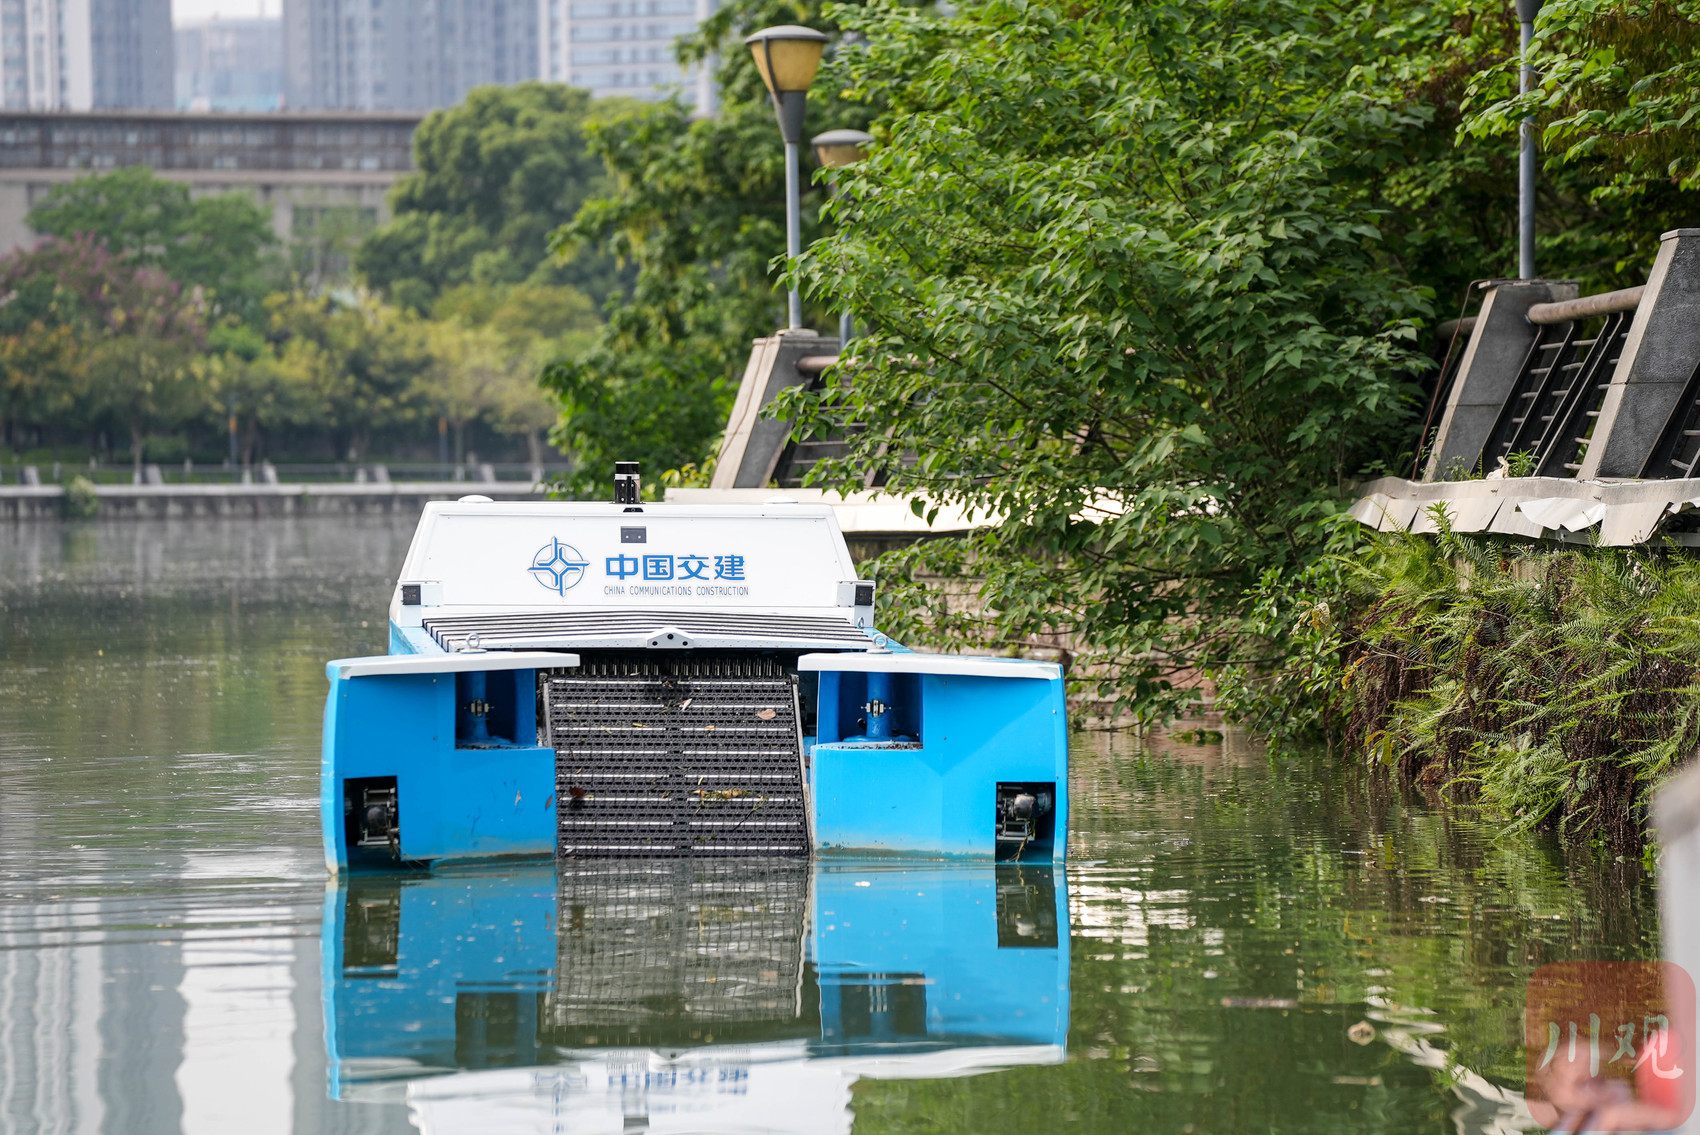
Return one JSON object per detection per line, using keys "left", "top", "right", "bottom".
{"left": 762, "top": 0, "right": 1700, "bottom": 722}
{"left": 1238, "top": 0, "right": 1700, "bottom": 842}
{"left": 1228, "top": 517, "right": 1700, "bottom": 847}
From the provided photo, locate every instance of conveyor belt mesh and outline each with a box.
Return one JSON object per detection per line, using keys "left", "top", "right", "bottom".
{"left": 546, "top": 655, "right": 810, "bottom": 858}
{"left": 540, "top": 860, "right": 809, "bottom": 1043}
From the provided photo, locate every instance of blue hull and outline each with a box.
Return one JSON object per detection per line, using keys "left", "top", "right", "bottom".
{"left": 320, "top": 639, "right": 1069, "bottom": 870}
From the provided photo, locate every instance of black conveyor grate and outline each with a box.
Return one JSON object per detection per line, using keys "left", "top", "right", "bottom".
{"left": 541, "top": 859, "right": 810, "bottom": 1045}
{"left": 547, "top": 655, "right": 810, "bottom": 858}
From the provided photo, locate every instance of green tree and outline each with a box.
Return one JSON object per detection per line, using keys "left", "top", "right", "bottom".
{"left": 779, "top": 0, "right": 1482, "bottom": 720}
{"left": 716, "top": 0, "right": 1694, "bottom": 724}
{"left": 0, "top": 238, "right": 93, "bottom": 448}
{"left": 199, "top": 321, "right": 315, "bottom": 468}
{"left": 486, "top": 352, "right": 563, "bottom": 476}
{"left": 83, "top": 328, "right": 205, "bottom": 479}
{"left": 265, "top": 290, "right": 430, "bottom": 463}
{"left": 541, "top": 1, "right": 897, "bottom": 492}
{"left": 548, "top": 0, "right": 1699, "bottom": 511}
{"left": 420, "top": 318, "right": 515, "bottom": 467}
{"left": 1465, "top": 0, "right": 1700, "bottom": 194}
{"left": 27, "top": 167, "right": 282, "bottom": 324}
{"left": 539, "top": 100, "right": 785, "bottom": 490}
{"left": 290, "top": 204, "right": 380, "bottom": 291}
{"left": 0, "top": 234, "right": 205, "bottom": 471}
{"left": 432, "top": 280, "right": 600, "bottom": 349}
{"left": 357, "top": 83, "right": 632, "bottom": 312}
{"left": 427, "top": 282, "right": 598, "bottom": 472}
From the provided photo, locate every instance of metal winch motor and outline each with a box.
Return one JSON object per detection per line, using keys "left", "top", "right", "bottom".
{"left": 995, "top": 783, "right": 1055, "bottom": 858}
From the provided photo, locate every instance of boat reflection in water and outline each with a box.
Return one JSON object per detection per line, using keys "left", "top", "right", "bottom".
{"left": 324, "top": 860, "right": 1069, "bottom": 1131}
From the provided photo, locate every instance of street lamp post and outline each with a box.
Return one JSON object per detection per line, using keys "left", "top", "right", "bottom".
{"left": 811, "top": 128, "right": 871, "bottom": 170}
{"left": 811, "top": 128, "right": 872, "bottom": 343}
{"left": 745, "top": 24, "right": 829, "bottom": 332}
{"left": 1516, "top": 0, "right": 1543, "bottom": 279}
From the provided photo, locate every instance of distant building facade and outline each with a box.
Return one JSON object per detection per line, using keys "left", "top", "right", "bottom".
{"left": 283, "top": 0, "right": 539, "bottom": 111}
{"left": 0, "top": 0, "right": 172, "bottom": 110}
{"left": 537, "top": 0, "right": 716, "bottom": 113}
{"left": 279, "top": 0, "right": 718, "bottom": 114}
{"left": 0, "top": 109, "right": 421, "bottom": 251}
{"left": 175, "top": 17, "right": 286, "bottom": 112}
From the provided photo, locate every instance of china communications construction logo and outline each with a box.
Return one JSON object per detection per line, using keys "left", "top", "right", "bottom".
{"left": 1526, "top": 960, "right": 1695, "bottom": 1131}
{"left": 528, "top": 538, "right": 589, "bottom": 595}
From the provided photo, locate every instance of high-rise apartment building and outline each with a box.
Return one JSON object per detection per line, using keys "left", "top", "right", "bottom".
{"left": 538, "top": 0, "right": 716, "bottom": 114}
{"left": 283, "top": 0, "right": 539, "bottom": 111}
{"left": 280, "top": 0, "right": 716, "bottom": 113}
{"left": 176, "top": 17, "right": 285, "bottom": 111}
{"left": 0, "top": 0, "right": 171, "bottom": 110}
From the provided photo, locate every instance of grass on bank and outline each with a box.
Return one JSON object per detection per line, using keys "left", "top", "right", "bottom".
{"left": 1232, "top": 505, "right": 1700, "bottom": 849}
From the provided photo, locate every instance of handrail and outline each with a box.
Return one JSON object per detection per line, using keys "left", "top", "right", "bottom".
{"left": 796, "top": 354, "right": 840, "bottom": 374}
{"left": 1527, "top": 285, "right": 1644, "bottom": 325}
{"left": 1435, "top": 316, "right": 1477, "bottom": 341}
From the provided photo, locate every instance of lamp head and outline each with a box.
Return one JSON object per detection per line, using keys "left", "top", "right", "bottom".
{"left": 811, "top": 128, "right": 873, "bottom": 169}
{"left": 744, "top": 25, "right": 829, "bottom": 96}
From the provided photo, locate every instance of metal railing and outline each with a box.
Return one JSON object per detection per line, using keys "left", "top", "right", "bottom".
{"left": 0, "top": 460, "right": 572, "bottom": 487}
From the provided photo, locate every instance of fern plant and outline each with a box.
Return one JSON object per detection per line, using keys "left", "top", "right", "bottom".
{"left": 1275, "top": 520, "right": 1700, "bottom": 847}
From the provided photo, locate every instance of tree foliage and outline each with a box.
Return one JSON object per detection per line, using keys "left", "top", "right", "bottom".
{"left": 783, "top": 0, "right": 1462, "bottom": 719}
{"left": 0, "top": 235, "right": 205, "bottom": 472}
{"left": 542, "top": 100, "right": 798, "bottom": 489}
{"left": 199, "top": 322, "right": 316, "bottom": 468}
{"left": 261, "top": 290, "right": 432, "bottom": 463}
{"left": 357, "top": 83, "right": 628, "bottom": 312}
{"left": 27, "top": 167, "right": 281, "bottom": 325}
{"left": 5, "top": 132, "right": 592, "bottom": 467}
{"left": 682, "top": 0, "right": 1700, "bottom": 725}
{"left": 1466, "top": 0, "right": 1700, "bottom": 192}
{"left": 431, "top": 283, "right": 601, "bottom": 470}
{"left": 540, "top": 1, "right": 898, "bottom": 492}
{"left": 0, "top": 235, "right": 579, "bottom": 467}
{"left": 0, "top": 244, "right": 87, "bottom": 435}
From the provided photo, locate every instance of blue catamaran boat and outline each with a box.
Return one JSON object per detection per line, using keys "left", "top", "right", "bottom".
{"left": 320, "top": 464, "right": 1068, "bottom": 871}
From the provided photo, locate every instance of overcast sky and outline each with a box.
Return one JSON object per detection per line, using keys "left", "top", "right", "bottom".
{"left": 172, "top": 0, "right": 278, "bottom": 22}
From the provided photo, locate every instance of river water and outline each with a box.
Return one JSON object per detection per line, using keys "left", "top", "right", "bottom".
{"left": 0, "top": 517, "right": 1662, "bottom": 1134}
